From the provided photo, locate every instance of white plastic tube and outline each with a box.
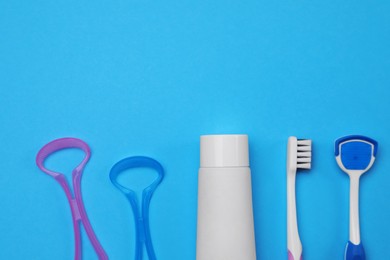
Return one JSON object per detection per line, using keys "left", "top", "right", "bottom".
{"left": 196, "top": 135, "right": 257, "bottom": 260}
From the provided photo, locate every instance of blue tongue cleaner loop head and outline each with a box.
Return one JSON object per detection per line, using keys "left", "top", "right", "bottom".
{"left": 335, "top": 135, "right": 378, "bottom": 173}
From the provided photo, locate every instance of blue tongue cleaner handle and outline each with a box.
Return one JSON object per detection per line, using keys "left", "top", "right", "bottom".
{"left": 335, "top": 135, "right": 378, "bottom": 260}
{"left": 110, "top": 156, "right": 164, "bottom": 260}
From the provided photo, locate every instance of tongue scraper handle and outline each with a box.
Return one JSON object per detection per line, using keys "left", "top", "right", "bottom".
{"left": 36, "top": 138, "right": 108, "bottom": 260}
{"left": 109, "top": 156, "right": 164, "bottom": 260}
{"left": 345, "top": 174, "right": 365, "bottom": 260}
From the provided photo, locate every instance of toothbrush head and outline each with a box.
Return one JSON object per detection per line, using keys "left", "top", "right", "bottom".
{"left": 335, "top": 135, "right": 378, "bottom": 176}
{"left": 287, "top": 136, "right": 312, "bottom": 173}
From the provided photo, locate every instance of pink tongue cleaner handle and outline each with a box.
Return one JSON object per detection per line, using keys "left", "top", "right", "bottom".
{"left": 36, "top": 137, "right": 108, "bottom": 260}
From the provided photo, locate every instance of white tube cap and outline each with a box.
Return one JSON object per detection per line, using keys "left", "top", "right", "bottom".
{"left": 200, "top": 135, "right": 249, "bottom": 168}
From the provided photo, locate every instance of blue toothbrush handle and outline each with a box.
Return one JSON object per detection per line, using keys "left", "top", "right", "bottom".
{"left": 345, "top": 241, "right": 365, "bottom": 260}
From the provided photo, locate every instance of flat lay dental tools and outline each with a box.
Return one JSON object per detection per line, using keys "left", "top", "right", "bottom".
{"left": 33, "top": 133, "right": 384, "bottom": 260}
{"left": 287, "top": 136, "right": 312, "bottom": 260}
{"left": 109, "top": 156, "right": 164, "bottom": 260}
{"left": 335, "top": 135, "right": 378, "bottom": 260}
{"left": 36, "top": 137, "right": 108, "bottom": 260}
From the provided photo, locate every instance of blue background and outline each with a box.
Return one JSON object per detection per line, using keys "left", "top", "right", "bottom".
{"left": 1, "top": 1, "right": 389, "bottom": 259}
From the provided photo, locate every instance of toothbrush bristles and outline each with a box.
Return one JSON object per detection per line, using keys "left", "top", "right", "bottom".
{"left": 297, "top": 152, "right": 311, "bottom": 157}
{"left": 297, "top": 145, "right": 311, "bottom": 152}
{"left": 297, "top": 139, "right": 312, "bottom": 169}
{"left": 297, "top": 157, "right": 311, "bottom": 163}
{"left": 298, "top": 163, "right": 311, "bottom": 169}
{"left": 297, "top": 139, "right": 311, "bottom": 146}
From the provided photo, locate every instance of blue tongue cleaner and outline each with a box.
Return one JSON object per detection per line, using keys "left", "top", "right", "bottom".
{"left": 335, "top": 135, "right": 378, "bottom": 171}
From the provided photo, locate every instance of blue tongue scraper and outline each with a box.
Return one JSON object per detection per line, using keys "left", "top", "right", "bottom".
{"left": 335, "top": 135, "right": 378, "bottom": 260}
{"left": 110, "top": 156, "right": 164, "bottom": 260}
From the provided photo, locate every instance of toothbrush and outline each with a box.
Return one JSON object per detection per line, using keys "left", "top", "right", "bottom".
{"left": 287, "top": 137, "right": 312, "bottom": 260}
{"left": 335, "top": 135, "right": 378, "bottom": 260}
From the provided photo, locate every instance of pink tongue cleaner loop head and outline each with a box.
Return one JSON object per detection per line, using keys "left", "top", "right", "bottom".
{"left": 36, "top": 137, "right": 91, "bottom": 178}
{"left": 36, "top": 137, "right": 108, "bottom": 260}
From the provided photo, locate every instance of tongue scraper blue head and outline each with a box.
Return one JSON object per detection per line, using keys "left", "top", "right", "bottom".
{"left": 335, "top": 135, "right": 378, "bottom": 174}
{"left": 335, "top": 135, "right": 378, "bottom": 260}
